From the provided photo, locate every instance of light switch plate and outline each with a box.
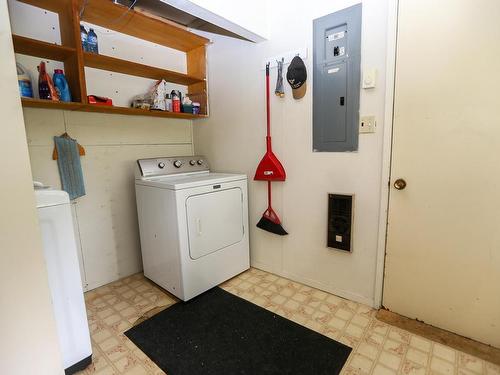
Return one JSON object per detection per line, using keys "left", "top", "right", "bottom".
{"left": 359, "top": 116, "right": 376, "bottom": 133}
{"left": 362, "top": 68, "right": 377, "bottom": 89}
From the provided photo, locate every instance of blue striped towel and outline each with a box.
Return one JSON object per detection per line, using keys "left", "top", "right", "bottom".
{"left": 54, "top": 136, "right": 86, "bottom": 200}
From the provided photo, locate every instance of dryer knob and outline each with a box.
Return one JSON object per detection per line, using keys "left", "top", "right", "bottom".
{"left": 197, "top": 159, "right": 204, "bottom": 165}
{"left": 158, "top": 162, "right": 165, "bottom": 169}
{"left": 173, "top": 160, "right": 183, "bottom": 168}
{"left": 189, "top": 160, "right": 196, "bottom": 166}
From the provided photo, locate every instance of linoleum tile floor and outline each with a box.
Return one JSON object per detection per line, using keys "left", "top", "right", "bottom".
{"left": 76, "top": 268, "right": 500, "bottom": 375}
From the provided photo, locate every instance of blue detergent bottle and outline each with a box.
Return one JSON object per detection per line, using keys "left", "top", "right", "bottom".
{"left": 87, "top": 28, "right": 99, "bottom": 54}
{"left": 53, "top": 69, "right": 72, "bottom": 102}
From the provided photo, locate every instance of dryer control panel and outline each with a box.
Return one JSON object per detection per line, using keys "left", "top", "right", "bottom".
{"left": 136, "top": 156, "right": 209, "bottom": 178}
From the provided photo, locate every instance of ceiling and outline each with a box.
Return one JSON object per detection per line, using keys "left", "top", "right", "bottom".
{"left": 116, "top": 0, "right": 263, "bottom": 42}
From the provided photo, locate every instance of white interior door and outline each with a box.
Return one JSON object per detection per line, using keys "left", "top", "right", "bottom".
{"left": 383, "top": 0, "right": 500, "bottom": 347}
{"left": 186, "top": 188, "right": 244, "bottom": 259}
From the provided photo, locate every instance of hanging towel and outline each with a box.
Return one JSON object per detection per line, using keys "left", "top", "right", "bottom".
{"left": 54, "top": 135, "right": 86, "bottom": 200}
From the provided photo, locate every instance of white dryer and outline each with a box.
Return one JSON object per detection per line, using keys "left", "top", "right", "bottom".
{"left": 135, "top": 156, "right": 250, "bottom": 301}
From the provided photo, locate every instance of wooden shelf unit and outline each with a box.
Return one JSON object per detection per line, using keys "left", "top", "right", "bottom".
{"left": 13, "top": 0, "right": 210, "bottom": 119}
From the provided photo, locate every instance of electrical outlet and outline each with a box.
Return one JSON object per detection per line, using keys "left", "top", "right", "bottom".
{"left": 359, "top": 116, "right": 376, "bottom": 133}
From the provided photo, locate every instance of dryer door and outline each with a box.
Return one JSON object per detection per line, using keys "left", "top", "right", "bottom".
{"left": 186, "top": 187, "right": 244, "bottom": 260}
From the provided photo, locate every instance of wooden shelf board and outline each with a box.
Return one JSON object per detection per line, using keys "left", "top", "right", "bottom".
{"left": 81, "top": 104, "right": 207, "bottom": 119}
{"left": 83, "top": 53, "right": 204, "bottom": 85}
{"left": 17, "top": 0, "right": 68, "bottom": 14}
{"left": 21, "top": 98, "right": 83, "bottom": 110}
{"left": 21, "top": 98, "right": 207, "bottom": 119}
{"left": 12, "top": 35, "right": 75, "bottom": 61}
{"left": 79, "top": 0, "right": 209, "bottom": 52}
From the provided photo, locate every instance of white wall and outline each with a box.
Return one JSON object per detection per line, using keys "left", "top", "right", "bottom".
{"left": 0, "top": 2, "right": 63, "bottom": 374}
{"left": 25, "top": 109, "right": 193, "bottom": 290}
{"left": 195, "top": 0, "right": 389, "bottom": 306}
{"left": 9, "top": 0, "right": 195, "bottom": 289}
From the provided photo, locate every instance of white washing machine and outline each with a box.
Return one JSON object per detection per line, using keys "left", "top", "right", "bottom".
{"left": 135, "top": 156, "right": 250, "bottom": 301}
{"left": 35, "top": 185, "right": 92, "bottom": 374}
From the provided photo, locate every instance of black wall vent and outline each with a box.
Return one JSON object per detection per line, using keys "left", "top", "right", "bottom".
{"left": 327, "top": 194, "right": 353, "bottom": 251}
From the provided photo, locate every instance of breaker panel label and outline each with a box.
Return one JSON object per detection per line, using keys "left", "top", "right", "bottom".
{"left": 328, "top": 31, "right": 345, "bottom": 41}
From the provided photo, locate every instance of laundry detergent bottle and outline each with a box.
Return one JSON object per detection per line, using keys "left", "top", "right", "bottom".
{"left": 38, "top": 61, "right": 54, "bottom": 100}
{"left": 53, "top": 69, "right": 72, "bottom": 102}
{"left": 16, "top": 63, "right": 33, "bottom": 98}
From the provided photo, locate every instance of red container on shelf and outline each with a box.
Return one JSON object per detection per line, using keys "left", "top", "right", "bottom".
{"left": 87, "top": 95, "right": 113, "bottom": 106}
{"left": 172, "top": 95, "right": 181, "bottom": 112}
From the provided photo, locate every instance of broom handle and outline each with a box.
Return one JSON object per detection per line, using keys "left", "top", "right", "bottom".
{"left": 267, "top": 181, "right": 272, "bottom": 207}
{"left": 266, "top": 63, "right": 271, "bottom": 141}
{"left": 266, "top": 65, "right": 273, "bottom": 207}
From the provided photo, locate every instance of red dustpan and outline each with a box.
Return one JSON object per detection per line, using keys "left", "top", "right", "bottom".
{"left": 254, "top": 63, "right": 286, "bottom": 181}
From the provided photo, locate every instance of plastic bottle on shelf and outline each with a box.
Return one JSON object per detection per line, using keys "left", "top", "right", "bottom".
{"left": 16, "top": 63, "right": 33, "bottom": 98}
{"left": 87, "top": 28, "right": 99, "bottom": 53}
{"left": 80, "top": 25, "right": 88, "bottom": 52}
{"left": 38, "top": 61, "right": 59, "bottom": 101}
{"left": 53, "top": 69, "right": 72, "bottom": 102}
{"left": 165, "top": 94, "right": 172, "bottom": 112}
{"left": 171, "top": 91, "right": 181, "bottom": 113}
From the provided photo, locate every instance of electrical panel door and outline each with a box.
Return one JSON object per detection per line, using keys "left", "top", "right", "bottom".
{"left": 316, "top": 62, "right": 347, "bottom": 143}
{"left": 313, "top": 4, "right": 362, "bottom": 152}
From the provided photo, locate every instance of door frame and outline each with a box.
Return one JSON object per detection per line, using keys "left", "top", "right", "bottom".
{"left": 373, "top": 0, "right": 399, "bottom": 309}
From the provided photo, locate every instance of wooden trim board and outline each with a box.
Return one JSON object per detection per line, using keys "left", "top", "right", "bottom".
{"left": 376, "top": 309, "right": 500, "bottom": 365}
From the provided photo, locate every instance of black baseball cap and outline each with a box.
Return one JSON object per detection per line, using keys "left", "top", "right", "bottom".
{"left": 286, "top": 56, "right": 307, "bottom": 99}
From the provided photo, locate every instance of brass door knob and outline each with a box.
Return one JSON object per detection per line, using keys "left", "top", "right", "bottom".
{"left": 394, "top": 178, "right": 407, "bottom": 190}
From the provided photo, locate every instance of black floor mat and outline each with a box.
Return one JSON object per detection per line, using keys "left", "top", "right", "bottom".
{"left": 125, "top": 287, "right": 352, "bottom": 375}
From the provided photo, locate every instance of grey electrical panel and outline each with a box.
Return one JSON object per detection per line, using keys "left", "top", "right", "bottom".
{"left": 313, "top": 4, "right": 362, "bottom": 152}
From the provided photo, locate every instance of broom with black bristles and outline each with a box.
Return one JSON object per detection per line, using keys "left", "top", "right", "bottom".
{"left": 256, "top": 181, "right": 288, "bottom": 235}
{"left": 254, "top": 63, "right": 288, "bottom": 235}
